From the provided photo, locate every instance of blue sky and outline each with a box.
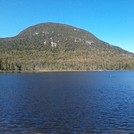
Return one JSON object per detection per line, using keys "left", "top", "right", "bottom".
{"left": 0, "top": 0, "right": 134, "bottom": 52}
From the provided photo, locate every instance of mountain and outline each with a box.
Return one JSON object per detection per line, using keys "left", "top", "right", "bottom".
{"left": 0, "top": 22, "right": 134, "bottom": 71}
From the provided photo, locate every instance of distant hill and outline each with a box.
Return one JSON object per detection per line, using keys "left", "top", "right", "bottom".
{"left": 0, "top": 22, "right": 134, "bottom": 71}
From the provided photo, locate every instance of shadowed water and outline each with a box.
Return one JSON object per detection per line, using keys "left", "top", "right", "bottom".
{"left": 0, "top": 72, "right": 134, "bottom": 133}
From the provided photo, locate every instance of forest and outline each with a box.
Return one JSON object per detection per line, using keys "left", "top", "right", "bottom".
{"left": 0, "top": 23, "right": 134, "bottom": 71}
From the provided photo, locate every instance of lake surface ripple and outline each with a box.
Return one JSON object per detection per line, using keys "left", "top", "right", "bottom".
{"left": 0, "top": 72, "right": 134, "bottom": 133}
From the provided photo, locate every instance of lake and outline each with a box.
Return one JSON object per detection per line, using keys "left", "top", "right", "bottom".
{"left": 0, "top": 71, "right": 134, "bottom": 133}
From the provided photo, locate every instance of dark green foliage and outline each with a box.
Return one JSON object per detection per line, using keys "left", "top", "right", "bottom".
{"left": 0, "top": 23, "right": 134, "bottom": 71}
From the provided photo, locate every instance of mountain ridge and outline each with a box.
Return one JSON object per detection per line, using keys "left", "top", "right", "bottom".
{"left": 0, "top": 22, "right": 133, "bottom": 71}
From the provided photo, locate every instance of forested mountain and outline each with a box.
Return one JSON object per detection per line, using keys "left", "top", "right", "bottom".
{"left": 0, "top": 22, "right": 134, "bottom": 71}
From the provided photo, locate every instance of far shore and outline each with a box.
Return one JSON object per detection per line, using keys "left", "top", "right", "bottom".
{"left": 0, "top": 70, "right": 133, "bottom": 73}
{"left": 0, "top": 70, "right": 102, "bottom": 73}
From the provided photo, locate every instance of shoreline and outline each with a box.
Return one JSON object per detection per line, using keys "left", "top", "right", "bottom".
{"left": 0, "top": 70, "right": 101, "bottom": 73}
{"left": 0, "top": 70, "right": 133, "bottom": 73}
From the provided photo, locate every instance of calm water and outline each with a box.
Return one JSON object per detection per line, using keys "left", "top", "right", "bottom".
{"left": 0, "top": 72, "right": 134, "bottom": 133}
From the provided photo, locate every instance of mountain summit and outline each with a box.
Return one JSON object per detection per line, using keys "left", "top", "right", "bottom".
{"left": 0, "top": 22, "right": 133, "bottom": 71}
